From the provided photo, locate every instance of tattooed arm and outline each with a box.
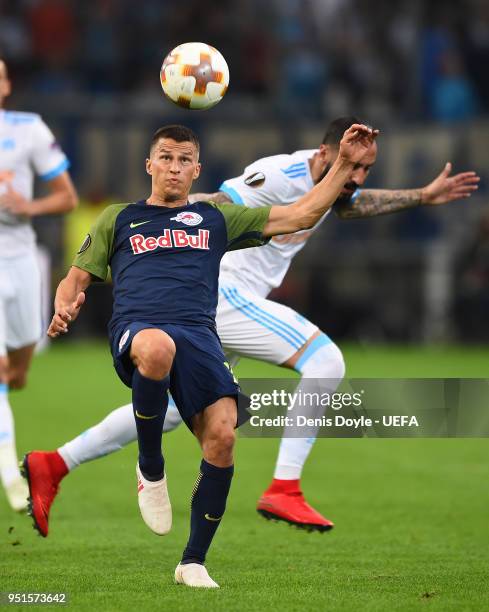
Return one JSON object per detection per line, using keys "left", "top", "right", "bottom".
{"left": 334, "top": 162, "right": 480, "bottom": 219}
{"left": 334, "top": 188, "right": 422, "bottom": 218}
{"left": 188, "top": 191, "right": 233, "bottom": 204}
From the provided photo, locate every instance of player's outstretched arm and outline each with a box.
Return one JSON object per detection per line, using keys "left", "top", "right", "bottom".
{"left": 47, "top": 267, "right": 92, "bottom": 338}
{"left": 262, "top": 124, "right": 379, "bottom": 237}
{"left": 334, "top": 163, "right": 480, "bottom": 219}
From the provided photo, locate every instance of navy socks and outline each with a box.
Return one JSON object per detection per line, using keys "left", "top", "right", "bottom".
{"left": 181, "top": 459, "right": 234, "bottom": 565}
{"left": 132, "top": 369, "right": 234, "bottom": 564}
{"left": 132, "top": 369, "right": 169, "bottom": 481}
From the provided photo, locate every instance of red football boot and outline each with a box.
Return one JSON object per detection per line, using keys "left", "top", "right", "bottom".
{"left": 257, "top": 479, "right": 334, "bottom": 533}
{"left": 21, "top": 451, "right": 68, "bottom": 537}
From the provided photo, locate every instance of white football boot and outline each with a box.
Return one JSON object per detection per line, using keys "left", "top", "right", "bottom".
{"left": 174, "top": 563, "right": 219, "bottom": 588}
{"left": 136, "top": 464, "right": 172, "bottom": 535}
{"left": 0, "top": 441, "right": 29, "bottom": 511}
{"left": 4, "top": 476, "right": 29, "bottom": 512}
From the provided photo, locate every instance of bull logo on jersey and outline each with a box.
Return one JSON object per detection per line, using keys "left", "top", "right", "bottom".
{"left": 170, "top": 211, "right": 203, "bottom": 226}
{"left": 130, "top": 229, "right": 210, "bottom": 254}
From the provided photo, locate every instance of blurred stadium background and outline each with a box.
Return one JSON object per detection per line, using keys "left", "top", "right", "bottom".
{"left": 2, "top": 0, "right": 489, "bottom": 345}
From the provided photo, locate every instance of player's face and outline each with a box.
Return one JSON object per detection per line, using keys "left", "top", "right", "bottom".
{"left": 146, "top": 138, "right": 201, "bottom": 204}
{"left": 0, "top": 60, "right": 12, "bottom": 107}
{"left": 340, "top": 141, "right": 377, "bottom": 197}
{"left": 316, "top": 141, "right": 378, "bottom": 202}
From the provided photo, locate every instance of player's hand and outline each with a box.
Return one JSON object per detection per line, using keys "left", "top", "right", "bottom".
{"left": 47, "top": 292, "right": 86, "bottom": 338}
{"left": 339, "top": 124, "right": 379, "bottom": 165}
{"left": 0, "top": 182, "right": 31, "bottom": 216}
{"left": 421, "top": 163, "right": 480, "bottom": 206}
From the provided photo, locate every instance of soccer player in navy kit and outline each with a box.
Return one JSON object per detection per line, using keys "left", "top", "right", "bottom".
{"left": 42, "top": 123, "right": 378, "bottom": 588}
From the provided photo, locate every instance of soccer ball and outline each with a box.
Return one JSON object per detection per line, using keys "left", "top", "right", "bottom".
{"left": 160, "top": 42, "right": 229, "bottom": 110}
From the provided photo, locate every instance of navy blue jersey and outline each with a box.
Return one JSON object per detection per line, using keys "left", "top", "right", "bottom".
{"left": 72, "top": 200, "right": 271, "bottom": 334}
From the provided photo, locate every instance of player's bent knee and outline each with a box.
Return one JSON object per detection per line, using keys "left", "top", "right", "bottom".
{"left": 218, "top": 428, "right": 236, "bottom": 452}
{"left": 295, "top": 333, "right": 346, "bottom": 382}
{"left": 131, "top": 329, "right": 176, "bottom": 379}
{"left": 203, "top": 426, "right": 235, "bottom": 458}
{"left": 138, "top": 353, "right": 173, "bottom": 380}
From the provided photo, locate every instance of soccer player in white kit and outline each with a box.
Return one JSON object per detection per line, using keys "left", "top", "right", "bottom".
{"left": 0, "top": 59, "right": 78, "bottom": 511}
{"left": 23, "top": 117, "right": 479, "bottom": 535}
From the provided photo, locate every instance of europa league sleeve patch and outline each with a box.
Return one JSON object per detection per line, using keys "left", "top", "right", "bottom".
{"left": 244, "top": 171, "right": 266, "bottom": 188}
{"left": 78, "top": 234, "right": 92, "bottom": 254}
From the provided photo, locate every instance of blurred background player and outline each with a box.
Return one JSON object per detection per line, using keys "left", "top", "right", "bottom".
{"left": 0, "top": 58, "right": 77, "bottom": 511}
{"left": 23, "top": 116, "right": 478, "bottom": 535}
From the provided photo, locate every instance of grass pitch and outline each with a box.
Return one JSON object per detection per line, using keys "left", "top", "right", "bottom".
{"left": 1, "top": 342, "right": 488, "bottom": 611}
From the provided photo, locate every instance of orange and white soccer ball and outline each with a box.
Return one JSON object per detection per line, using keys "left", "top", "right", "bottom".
{"left": 160, "top": 42, "right": 229, "bottom": 110}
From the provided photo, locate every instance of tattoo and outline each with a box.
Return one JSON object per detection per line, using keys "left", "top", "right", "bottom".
{"left": 334, "top": 189, "right": 423, "bottom": 219}
{"left": 188, "top": 191, "right": 233, "bottom": 205}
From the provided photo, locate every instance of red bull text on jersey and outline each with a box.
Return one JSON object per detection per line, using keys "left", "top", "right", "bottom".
{"left": 72, "top": 200, "right": 271, "bottom": 335}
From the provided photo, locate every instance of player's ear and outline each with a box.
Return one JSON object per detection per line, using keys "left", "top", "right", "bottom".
{"left": 319, "top": 143, "right": 333, "bottom": 162}
{"left": 146, "top": 158, "right": 152, "bottom": 175}
{"left": 193, "top": 162, "right": 201, "bottom": 180}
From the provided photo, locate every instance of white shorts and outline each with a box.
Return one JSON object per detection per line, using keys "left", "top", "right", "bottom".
{"left": 217, "top": 283, "right": 318, "bottom": 366}
{"left": 0, "top": 252, "right": 42, "bottom": 356}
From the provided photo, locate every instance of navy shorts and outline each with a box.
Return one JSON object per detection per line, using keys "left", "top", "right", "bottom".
{"left": 111, "top": 321, "right": 247, "bottom": 429}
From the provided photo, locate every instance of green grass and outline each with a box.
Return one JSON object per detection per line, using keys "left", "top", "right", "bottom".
{"left": 1, "top": 342, "right": 488, "bottom": 611}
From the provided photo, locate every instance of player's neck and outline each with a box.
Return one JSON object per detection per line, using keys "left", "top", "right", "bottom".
{"left": 146, "top": 195, "right": 189, "bottom": 208}
{"left": 309, "top": 152, "right": 328, "bottom": 184}
{"left": 308, "top": 153, "right": 321, "bottom": 185}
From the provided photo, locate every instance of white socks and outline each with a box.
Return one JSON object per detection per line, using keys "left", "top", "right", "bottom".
{"left": 274, "top": 337, "right": 345, "bottom": 481}
{"left": 58, "top": 398, "right": 183, "bottom": 471}
{"left": 58, "top": 403, "right": 136, "bottom": 470}
{"left": 0, "top": 384, "right": 22, "bottom": 487}
{"left": 274, "top": 438, "right": 316, "bottom": 480}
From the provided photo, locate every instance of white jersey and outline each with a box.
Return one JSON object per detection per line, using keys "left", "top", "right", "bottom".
{"left": 219, "top": 149, "right": 330, "bottom": 297}
{"left": 0, "top": 110, "right": 69, "bottom": 258}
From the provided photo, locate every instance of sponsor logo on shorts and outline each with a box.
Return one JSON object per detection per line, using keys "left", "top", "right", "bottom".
{"left": 118, "top": 329, "right": 130, "bottom": 352}
{"left": 170, "top": 211, "right": 203, "bottom": 226}
{"left": 78, "top": 234, "right": 92, "bottom": 253}
{"left": 130, "top": 229, "right": 210, "bottom": 254}
{"left": 244, "top": 171, "right": 265, "bottom": 187}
